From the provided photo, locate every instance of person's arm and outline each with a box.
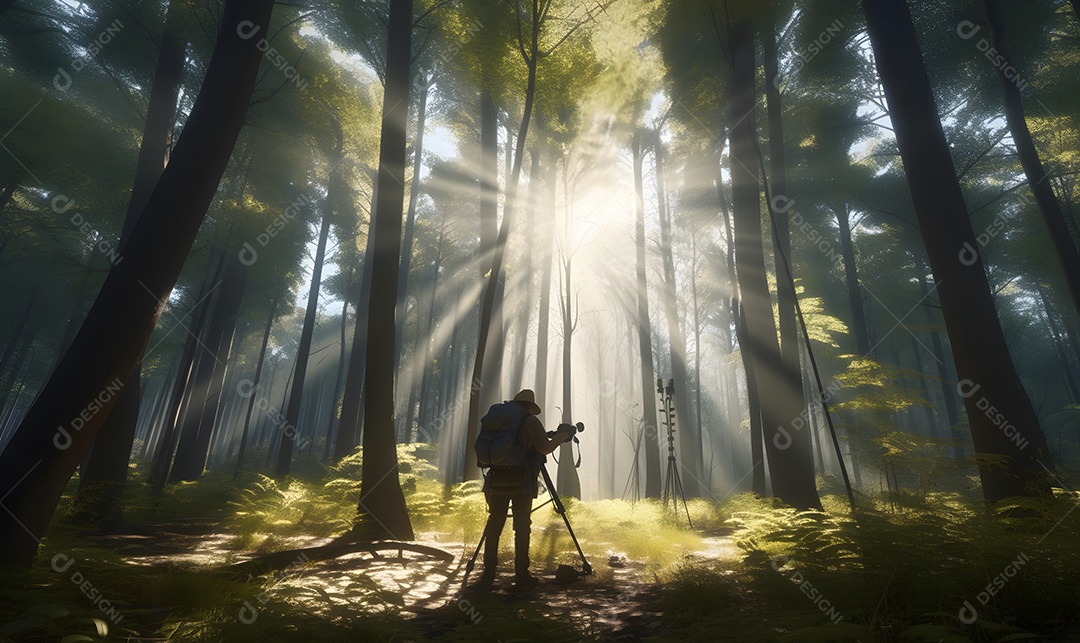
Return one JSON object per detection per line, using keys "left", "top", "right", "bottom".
{"left": 526, "top": 416, "right": 570, "bottom": 456}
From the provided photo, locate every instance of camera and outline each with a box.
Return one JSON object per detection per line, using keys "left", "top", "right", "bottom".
{"left": 548, "top": 422, "right": 584, "bottom": 440}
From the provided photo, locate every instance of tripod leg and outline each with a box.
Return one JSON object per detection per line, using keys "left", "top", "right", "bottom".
{"left": 464, "top": 531, "right": 486, "bottom": 578}
{"left": 539, "top": 465, "right": 593, "bottom": 575}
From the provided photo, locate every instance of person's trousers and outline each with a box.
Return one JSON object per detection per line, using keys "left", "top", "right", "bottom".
{"left": 483, "top": 492, "right": 532, "bottom": 575}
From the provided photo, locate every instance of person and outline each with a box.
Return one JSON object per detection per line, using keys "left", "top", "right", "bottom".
{"left": 480, "top": 388, "right": 573, "bottom": 587}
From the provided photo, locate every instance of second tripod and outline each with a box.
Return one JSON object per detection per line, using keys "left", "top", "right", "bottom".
{"left": 658, "top": 378, "right": 693, "bottom": 528}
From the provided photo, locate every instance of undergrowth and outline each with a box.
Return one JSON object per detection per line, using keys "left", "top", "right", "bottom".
{"left": 2, "top": 446, "right": 1078, "bottom": 641}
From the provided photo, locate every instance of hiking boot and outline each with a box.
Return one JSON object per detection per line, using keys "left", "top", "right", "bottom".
{"left": 477, "top": 569, "right": 496, "bottom": 584}
{"left": 514, "top": 572, "right": 540, "bottom": 588}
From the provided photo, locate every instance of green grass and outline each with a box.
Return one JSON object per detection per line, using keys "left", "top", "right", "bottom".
{"left": 2, "top": 448, "right": 1079, "bottom": 641}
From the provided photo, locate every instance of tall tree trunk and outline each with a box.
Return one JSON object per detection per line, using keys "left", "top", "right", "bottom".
{"left": 464, "top": 4, "right": 541, "bottom": 482}
{"left": 511, "top": 151, "right": 541, "bottom": 391}
{"left": 917, "top": 268, "right": 961, "bottom": 439}
{"left": 863, "top": 0, "right": 1050, "bottom": 500}
{"left": 275, "top": 185, "right": 334, "bottom": 477}
{"left": 558, "top": 192, "right": 581, "bottom": 497}
{"left": 326, "top": 263, "right": 354, "bottom": 459}
{"left": 727, "top": 14, "right": 820, "bottom": 510}
{"left": 654, "top": 136, "right": 700, "bottom": 496}
{"left": 336, "top": 192, "right": 378, "bottom": 462}
{"left": 534, "top": 162, "right": 555, "bottom": 412}
{"left": 0, "top": 0, "right": 274, "bottom": 566}
{"left": 836, "top": 203, "right": 870, "bottom": 354}
{"left": 416, "top": 218, "right": 445, "bottom": 441}
{"left": 352, "top": 0, "right": 415, "bottom": 540}
{"left": 633, "top": 132, "right": 662, "bottom": 499}
{"left": 150, "top": 258, "right": 220, "bottom": 493}
{"left": 984, "top": 0, "right": 1080, "bottom": 316}
{"left": 763, "top": 7, "right": 802, "bottom": 383}
{"left": 236, "top": 300, "right": 276, "bottom": 478}
{"left": 75, "top": 30, "right": 187, "bottom": 525}
{"left": 170, "top": 253, "right": 248, "bottom": 481}
{"left": 1038, "top": 283, "right": 1080, "bottom": 402}
{"left": 394, "top": 77, "right": 429, "bottom": 378}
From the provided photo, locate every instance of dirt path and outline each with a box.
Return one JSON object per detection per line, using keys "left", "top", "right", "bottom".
{"left": 87, "top": 523, "right": 738, "bottom": 640}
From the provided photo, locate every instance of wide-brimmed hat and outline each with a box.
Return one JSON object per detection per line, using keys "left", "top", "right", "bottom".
{"left": 512, "top": 389, "right": 542, "bottom": 415}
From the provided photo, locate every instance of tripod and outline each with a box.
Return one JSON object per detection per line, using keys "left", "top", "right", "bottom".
{"left": 658, "top": 379, "right": 693, "bottom": 528}
{"left": 464, "top": 463, "right": 592, "bottom": 582}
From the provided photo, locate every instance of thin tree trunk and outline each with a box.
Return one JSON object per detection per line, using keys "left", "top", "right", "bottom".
{"left": 534, "top": 162, "right": 556, "bottom": 412}
{"left": 985, "top": 0, "right": 1080, "bottom": 317}
{"left": 236, "top": 300, "right": 276, "bottom": 478}
{"left": 633, "top": 131, "right": 662, "bottom": 499}
{"left": 336, "top": 191, "right": 378, "bottom": 462}
{"left": 654, "top": 136, "right": 700, "bottom": 497}
{"left": 836, "top": 203, "right": 870, "bottom": 354}
{"left": 170, "top": 253, "right": 248, "bottom": 481}
{"left": 864, "top": 0, "right": 1050, "bottom": 500}
{"left": 1038, "top": 284, "right": 1080, "bottom": 402}
{"left": 326, "top": 263, "right": 353, "bottom": 459}
{"left": 511, "top": 151, "right": 541, "bottom": 391}
{"left": 558, "top": 176, "right": 580, "bottom": 497}
{"left": 464, "top": 8, "right": 541, "bottom": 481}
{"left": 151, "top": 258, "right": 220, "bottom": 493}
{"left": 416, "top": 218, "right": 445, "bottom": 441}
{"left": 394, "top": 77, "right": 429, "bottom": 377}
{"left": 275, "top": 169, "right": 336, "bottom": 477}
{"left": 0, "top": 0, "right": 274, "bottom": 566}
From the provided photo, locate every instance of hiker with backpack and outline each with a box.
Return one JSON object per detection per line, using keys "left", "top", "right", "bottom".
{"left": 475, "top": 389, "right": 575, "bottom": 587}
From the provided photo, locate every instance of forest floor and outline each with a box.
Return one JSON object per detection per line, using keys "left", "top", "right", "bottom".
{"left": 81, "top": 519, "right": 741, "bottom": 641}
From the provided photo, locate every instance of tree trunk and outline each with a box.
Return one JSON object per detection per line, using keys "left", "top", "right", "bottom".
{"left": 151, "top": 258, "right": 220, "bottom": 493}
{"left": 275, "top": 186, "right": 333, "bottom": 477}
{"left": 727, "top": 15, "right": 820, "bottom": 510}
{"left": 0, "top": 293, "right": 37, "bottom": 399}
{"left": 394, "top": 77, "right": 429, "bottom": 378}
{"left": 75, "top": 30, "right": 187, "bottom": 525}
{"left": 511, "top": 152, "right": 541, "bottom": 391}
{"left": 464, "top": 8, "right": 541, "bottom": 482}
{"left": 336, "top": 191, "right": 378, "bottom": 462}
{"left": 917, "top": 268, "right": 961, "bottom": 440}
{"left": 836, "top": 203, "right": 870, "bottom": 354}
{"left": 0, "top": 177, "right": 18, "bottom": 214}
{"left": 984, "top": 0, "right": 1080, "bottom": 317}
{"left": 633, "top": 132, "right": 662, "bottom": 499}
{"left": 654, "top": 137, "right": 700, "bottom": 497}
{"left": 863, "top": 0, "right": 1050, "bottom": 500}
{"left": 534, "top": 161, "right": 556, "bottom": 413}
{"left": 352, "top": 0, "right": 415, "bottom": 541}
{"left": 1038, "top": 284, "right": 1080, "bottom": 402}
{"left": 0, "top": 0, "right": 274, "bottom": 566}
{"left": 170, "top": 254, "right": 248, "bottom": 481}
{"left": 558, "top": 193, "right": 581, "bottom": 497}
{"left": 326, "top": 263, "right": 354, "bottom": 459}
{"left": 236, "top": 300, "right": 276, "bottom": 478}
{"left": 415, "top": 219, "right": 445, "bottom": 441}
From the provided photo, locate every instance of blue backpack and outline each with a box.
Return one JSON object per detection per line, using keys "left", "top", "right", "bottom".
{"left": 474, "top": 401, "right": 527, "bottom": 468}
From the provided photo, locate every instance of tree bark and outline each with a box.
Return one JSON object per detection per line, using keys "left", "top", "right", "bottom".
{"left": 633, "top": 132, "right": 662, "bottom": 499}
{"left": 727, "top": 14, "right": 820, "bottom": 510}
{"left": 0, "top": 0, "right": 274, "bottom": 566}
{"left": 75, "top": 30, "right": 187, "bottom": 525}
{"left": 984, "top": 0, "right": 1080, "bottom": 317}
{"left": 863, "top": 0, "right": 1050, "bottom": 500}
{"left": 654, "top": 136, "right": 700, "bottom": 496}
{"left": 1037, "top": 283, "right": 1080, "bottom": 403}
{"left": 170, "top": 254, "right": 248, "bottom": 481}
{"left": 336, "top": 191, "right": 378, "bottom": 462}
{"left": 394, "top": 77, "right": 429, "bottom": 378}
{"left": 275, "top": 185, "right": 333, "bottom": 477}
{"left": 353, "top": 0, "right": 415, "bottom": 540}
{"left": 236, "top": 300, "right": 276, "bottom": 478}
{"left": 150, "top": 258, "right": 220, "bottom": 494}
{"left": 463, "top": 3, "right": 541, "bottom": 482}
{"left": 836, "top": 203, "right": 870, "bottom": 354}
